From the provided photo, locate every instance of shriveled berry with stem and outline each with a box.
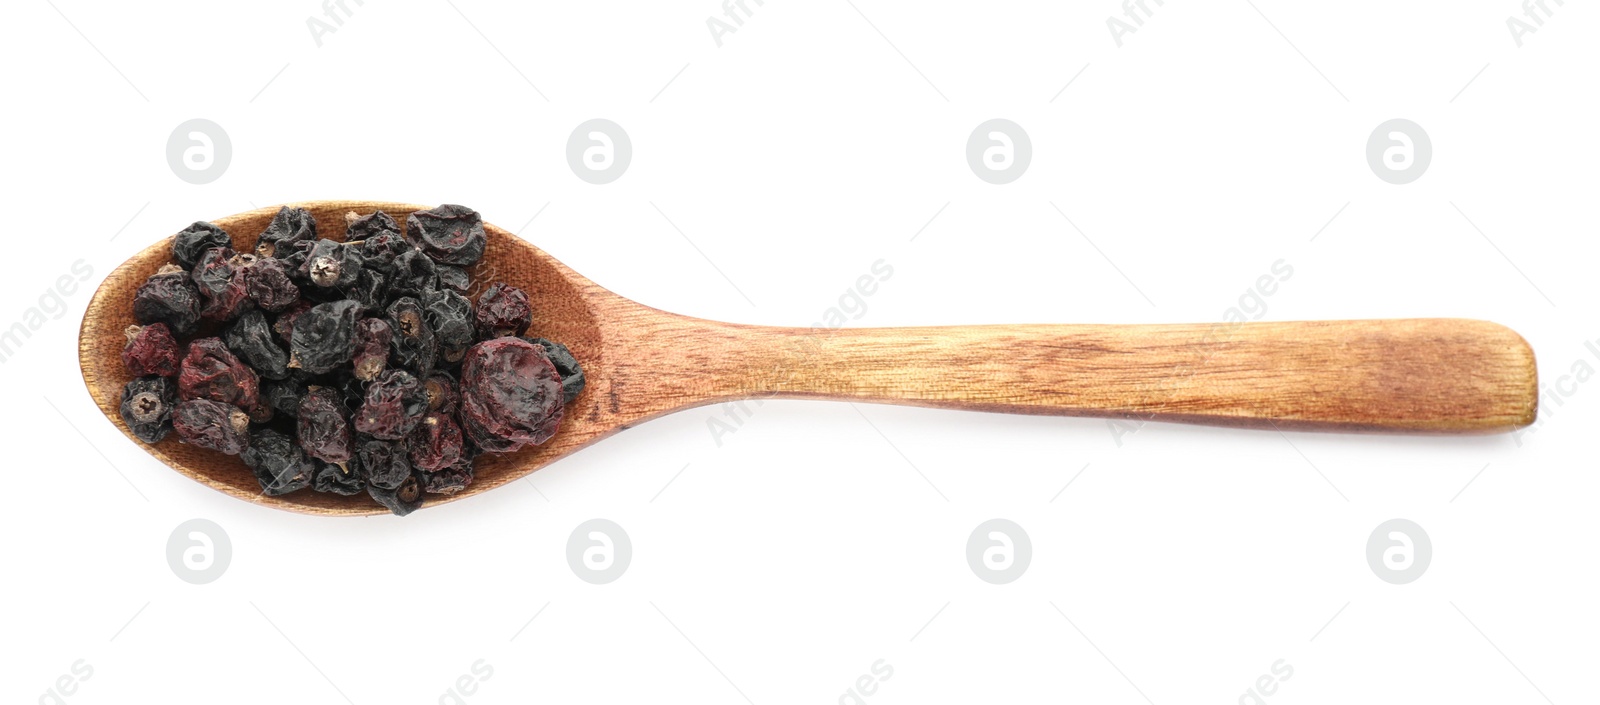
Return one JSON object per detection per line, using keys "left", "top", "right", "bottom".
{"left": 423, "top": 289, "right": 474, "bottom": 362}
{"left": 313, "top": 459, "right": 365, "bottom": 495}
{"left": 408, "top": 411, "right": 464, "bottom": 472}
{"left": 241, "top": 428, "right": 314, "bottom": 495}
{"left": 356, "top": 438, "right": 412, "bottom": 490}
{"left": 354, "top": 369, "right": 427, "bottom": 440}
{"left": 244, "top": 257, "right": 301, "bottom": 313}
{"left": 171, "top": 221, "right": 233, "bottom": 270}
{"left": 134, "top": 264, "right": 203, "bottom": 337}
{"left": 420, "top": 458, "right": 473, "bottom": 495}
{"left": 474, "top": 282, "right": 531, "bottom": 339}
{"left": 528, "top": 337, "right": 586, "bottom": 405}
{"left": 298, "top": 239, "right": 364, "bottom": 289}
{"left": 423, "top": 371, "right": 459, "bottom": 414}
{"left": 172, "top": 399, "right": 251, "bottom": 455}
{"left": 120, "top": 376, "right": 176, "bottom": 443}
{"left": 122, "top": 323, "right": 180, "bottom": 377}
{"left": 344, "top": 210, "right": 400, "bottom": 241}
{"left": 459, "top": 337, "right": 565, "bottom": 452}
{"left": 290, "top": 300, "right": 363, "bottom": 375}
{"left": 406, "top": 204, "right": 487, "bottom": 266}
{"left": 352, "top": 317, "right": 393, "bottom": 382}
{"left": 387, "top": 249, "right": 437, "bottom": 300}
{"left": 178, "top": 337, "right": 260, "bottom": 411}
{"left": 368, "top": 472, "right": 423, "bottom": 516}
{"left": 224, "top": 309, "right": 290, "bottom": 380}
{"left": 255, "top": 206, "right": 317, "bottom": 258}
{"left": 297, "top": 387, "right": 353, "bottom": 464}
{"left": 386, "top": 297, "right": 438, "bottom": 376}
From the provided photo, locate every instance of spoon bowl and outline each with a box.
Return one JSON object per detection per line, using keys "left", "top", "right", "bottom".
{"left": 80, "top": 201, "right": 1538, "bottom": 516}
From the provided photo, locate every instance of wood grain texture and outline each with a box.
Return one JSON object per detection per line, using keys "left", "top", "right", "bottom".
{"left": 79, "top": 201, "right": 1538, "bottom": 516}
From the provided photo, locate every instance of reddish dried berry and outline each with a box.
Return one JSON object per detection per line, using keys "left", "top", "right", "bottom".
{"left": 474, "top": 282, "right": 531, "bottom": 339}
{"left": 420, "top": 458, "right": 473, "bottom": 495}
{"left": 171, "top": 222, "right": 233, "bottom": 270}
{"left": 122, "top": 323, "right": 180, "bottom": 377}
{"left": 352, "top": 317, "right": 392, "bottom": 381}
{"left": 172, "top": 399, "right": 250, "bottom": 455}
{"left": 244, "top": 257, "right": 301, "bottom": 312}
{"left": 272, "top": 300, "right": 312, "bottom": 344}
{"left": 178, "top": 337, "right": 260, "bottom": 411}
{"left": 528, "top": 337, "right": 586, "bottom": 405}
{"left": 408, "top": 411, "right": 464, "bottom": 471}
{"left": 134, "top": 265, "right": 203, "bottom": 337}
{"left": 120, "top": 376, "right": 176, "bottom": 443}
{"left": 255, "top": 206, "right": 317, "bottom": 258}
{"left": 406, "top": 204, "right": 486, "bottom": 266}
{"left": 192, "top": 247, "right": 252, "bottom": 321}
{"left": 242, "top": 428, "right": 314, "bottom": 495}
{"left": 297, "top": 387, "right": 353, "bottom": 464}
{"left": 290, "top": 300, "right": 363, "bottom": 375}
{"left": 459, "top": 338, "right": 564, "bottom": 453}
{"left": 354, "top": 369, "right": 426, "bottom": 440}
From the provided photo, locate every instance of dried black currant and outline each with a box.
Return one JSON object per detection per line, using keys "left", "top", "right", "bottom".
{"left": 171, "top": 222, "right": 233, "bottom": 270}
{"left": 368, "top": 472, "right": 423, "bottom": 516}
{"left": 193, "top": 247, "right": 252, "bottom": 322}
{"left": 474, "top": 282, "right": 531, "bottom": 339}
{"left": 120, "top": 376, "right": 176, "bottom": 443}
{"left": 261, "top": 374, "right": 308, "bottom": 419}
{"left": 354, "top": 369, "right": 427, "bottom": 440}
{"left": 408, "top": 411, "right": 464, "bottom": 472}
{"left": 387, "top": 249, "right": 437, "bottom": 300}
{"left": 172, "top": 399, "right": 251, "bottom": 455}
{"left": 459, "top": 338, "right": 564, "bottom": 452}
{"left": 356, "top": 438, "right": 412, "bottom": 490}
{"left": 244, "top": 257, "right": 302, "bottom": 313}
{"left": 242, "top": 428, "right": 314, "bottom": 495}
{"left": 405, "top": 204, "right": 486, "bottom": 266}
{"left": 256, "top": 206, "right": 317, "bottom": 258}
{"left": 358, "top": 231, "right": 413, "bottom": 275}
{"left": 528, "top": 338, "right": 586, "bottom": 405}
{"left": 436, "top": 265, "right": 470, "bottom": 293}
{"left": 224, "top": 309, "right": 290, "bottom": 380}
{"left": 134, "top": 264, "right": 203, "bottom": 337}
{"left": 297, "top": 387, "right": 353, "bottom": 465}
{"left": 423, "top": 370, "right": 459, "bottom": 414}
{"left": 423, "top": 289, "right": 474, "bottom": 362}
{"left": 352, "top": 317, "right": 393, "bottom": 381}
{"left": 420, "top": 458, "right": 473, "bottom": 495}
{"left": 313, "top": 459, "right": 365, "bottom": 495}
{"left": 123, "top": 323, "right": 180, "bottom": 377}
{"left": 344, "top": 210, "right": 400, "bottom": 241}
{"left": 178, "top": 337, "right": 260, "bottom": 411}
{"left": 385, "top": 297, "right": 437, "bottom": 376}
{"left": 298, "top": 239, "right": 364, "bottom": 289}
{"left": 290, "top": 300, "right": 363, "bottom": 374}
{"left": 343, "top": 267, "right": 387, "bottom": 310}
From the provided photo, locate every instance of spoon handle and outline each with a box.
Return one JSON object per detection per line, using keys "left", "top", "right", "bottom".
{"left": 655, "top": 317, "right": 1536, "bottom": 433}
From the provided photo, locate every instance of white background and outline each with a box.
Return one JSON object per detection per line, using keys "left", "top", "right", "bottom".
{"left": 3, "top": 1, "right": 1596, "bottom": 703}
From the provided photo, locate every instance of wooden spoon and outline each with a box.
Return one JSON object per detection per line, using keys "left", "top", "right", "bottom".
{"left": 79, "top": 201, "right": 1538, "bottom": 516}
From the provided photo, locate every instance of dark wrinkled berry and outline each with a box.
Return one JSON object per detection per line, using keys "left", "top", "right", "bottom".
{"left": 474, "top": 282, "right": 531, "bottom": 339}
{"left": 368, "top": 472, "right": 423, "bottom": 516}
{"left": 256, "top": 206, "right": 317, "bottom": 258}
{"left": 225, "top": 309, "right": 290, "bottom": 380}
{"left": 344, "top": 210, "right": 400, "bottom": 241}
{"left": 529, "top": 337, "right": 586, "bottom": 405}
{"left": 436, "top": 265, "right": 469, "bottom": 293}
{"left": 352, "top": 317, "right": 393, "bottom": 381}
{"left": 386, "top": 297, "right": 437, "bottom": 376}
{"left": 120, "top": 376, "right": 176, "bottom": 443}
{"left": 244, "top": 257, "right": 301, "bottom": 312}
{"left": 290, "top": 300, "right": 363, "bottom": 375}
{"left": 123, "top": 323, "right": 180, "bottom": 377}
{"left": 172, "top": 222, "right": 233, "bottom": 270}
{"left": 421, "top": 458, "right": 473, "bottom": 495}
{"left": 134, "top": 264, "right": 203, "bottom": 337}
{"left": 343, "top": 267, "right": 387, "bottom": 310}
{"left": 423, "top": 289, "right": 474, "bottom": 361}
{"left": 357, "top": 438, "right": 412, "bottom": 490}
{"left": 297, "top": 387, "right": 353, "bottom": 464}
{"left": 313, "top": 459, "right": 364, "bottom": 495}
{"left": 191, "top": 247, "right": 251, "bottom": 322}
{"left": 248, "top": 399, "right": 274, "bottom": 424}
{"left": 354, "top": 369, "right": 427, "bottom": 440}
{"left": 272, "top": 300, "right": 312, "bottom": 344}
{"left": 172, "top": 399, "right": 250, "bottom": 455}
{"left": 358, "top": 231, "right": 413, "bottom": 275}
{"left": 423, "top": 371, "right": 459, "bottom": 414}
{"left": 178, "top": 337, "right": 260, "bottom": 411}
{"left": 242, "top": 428, "right": 314, "bottom": 495}
{"left": 408, "top": 411, "right": 464, "bottom": 471}
{"left": 298, "top": 239, "right": 364, "bottom": 289}
{"left": 459, "top": 338, "right": 564, "bottom": 452}
{"left": 406, "top": 204, "right": 486, "bottom": 266}
{"left": 261, "top": 375, "right": 308, "bottom": 418}
{"left": 387, "top": 249, "right": 437, "bottom": 300}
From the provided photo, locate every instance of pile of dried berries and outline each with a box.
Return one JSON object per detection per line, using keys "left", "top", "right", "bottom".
{"left": 119, "top": 205, "right": 584, "bottom": 515}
